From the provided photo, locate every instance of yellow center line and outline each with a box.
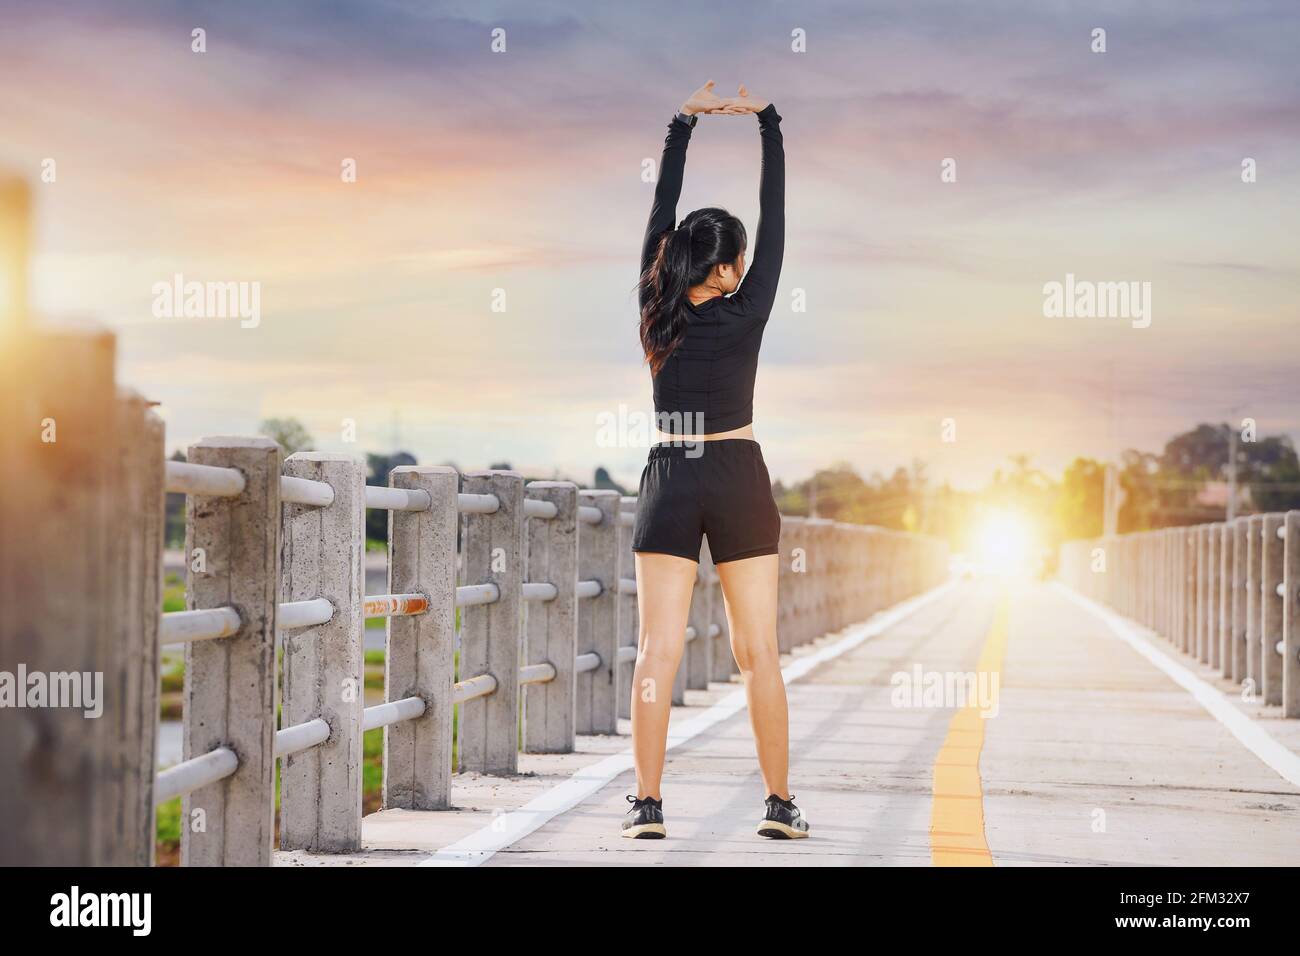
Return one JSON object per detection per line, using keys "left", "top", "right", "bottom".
{"left": 929, "top": 593, "right": 1008, "bottom": 866}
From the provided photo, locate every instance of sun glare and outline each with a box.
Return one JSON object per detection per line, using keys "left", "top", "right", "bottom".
{"left": 971, "top": 509, "right": 1037, "bottom": 576}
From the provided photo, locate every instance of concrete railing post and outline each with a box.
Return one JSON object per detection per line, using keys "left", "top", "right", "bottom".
{"left": 384, "top": 465, "right": 458, "bottom": 809}
{"left": 1261, "top": 513, "right": 1284, "bottom": 706}
{"left": 0, "top": 329, "right": 166, "bottom": 866}
{"left": 107, "top": 390, "right": 166, "bottom": 867}
{"left": 709, "top": 552, "right": 734, "bottom": 681}
{"left": 826, "top": 526, "right": 841, "bottom": 630}
{"left": 577, "top": 489, "right": 619, "bottom": 735}
{"left": 1246, "top": 515, "right": 1263, "bottom": 691}
{"left": 684, "top": 540, "right": 715, "bottom": 690}
{"left": 523, "top": 481, "right": 579, "bottom": 752}
{"left": 183, "top": 436, "right": 281, "bottom": 867}
{"left": 1232, "top": 517, "right": 1249, "bottom": 684}
{"left": 807, "top": 518, "right": 831, "bottom": 640}
{"left": 869, "top": 528, "right": 884, "bottom": 616}
{"left": 460, "top": 471, "right": 525, "bottom": 773}
{"left": 1160, "top": 530, "right": 1171, "bottom": 638}
{"left": 1183, "top": 528, "right": 1197, "bottom": 656}
{"left": 1194, "top": 526, "right": 1206, "bottom": 660}
{"left": 1205, "top": 524, "right": 1219, "bottom": 668}
{"left": 781, "top": 517, "right": 805, "bottom": 650}
{"left": 1218, "top": 523, "right": 1232, "bottom": 677}
{"left": 1283, "top": 511, "right": 1300, "bottom": 718}
{"left": 280, "top": 453, "right": 364, "bottom": 852}
{"left": 616, "top": 497, "right": 638, "bottom": 720}
{"left": 1171, "top": 529, "right": 1183, "bottom": 650}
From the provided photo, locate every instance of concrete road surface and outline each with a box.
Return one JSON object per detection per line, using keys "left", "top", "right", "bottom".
{"left": 284, "top": 579, "right": 1300, "bottom": 867}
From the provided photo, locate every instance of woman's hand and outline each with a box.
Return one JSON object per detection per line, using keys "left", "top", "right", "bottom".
{"left": 718, "top": 84, "right": 769, "bottom": 113}
{"left": 680, "top": 80, "right": 751, "bottom": 116}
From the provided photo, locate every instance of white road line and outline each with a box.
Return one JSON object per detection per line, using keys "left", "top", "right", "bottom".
{"left": 1057, "top": 583, "right": 1300, "bottom": 789}
{"left": 418, "top": 580, "right": 959, "bottom": 866}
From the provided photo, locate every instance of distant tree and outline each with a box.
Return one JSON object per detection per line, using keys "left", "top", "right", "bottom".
{"left": 592, "top": 466, "right": 627, "bottom": 495}
{"left": 1245, "top": 435, "right": 1300, "bottom": 513}
{"left": 1055, "top": 457, "right": 1104, "bottom": 541}
{"left": 1154, "top": 423, "right": 1300, "bottom": 520}
{"left": 259, "top": 417, "right": 313, "bottom": 454}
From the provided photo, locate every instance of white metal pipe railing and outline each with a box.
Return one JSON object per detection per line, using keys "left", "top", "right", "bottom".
{"left": 160, "top": 606, "right": 241, "bottom": 644}
{"left": 279, "top": 598, "right": 335, "bottom": 630}
{"left": 281, "top": 474, "right": 335, "bottom": 507}
{"left": 365, "top": 485, "right": 432, "bottom": 512}
{"left": 164, "top": 460, "right": 246, "bottom": 497}
{"left": 518, "top": 662, "right": 557, "bottom": 685}
{"left": 274, "top": 718, "right": 332, "bottom": 758}
{"left": 458, "top": 493, "right": 499, "bottom": 515}
{"left": 521, "top": 582, "right": 558, "bottom": 602}
{"left": 456, "top": 583, "right": 500, "bottom": 607}
{"left": 453, "top": 673, "right": 498, "bottom": 703}
{"left": 363, "top": 593, "right": 429, "bottom": 618}
{"left": 524, "top": 498, "right": 558, "bottom": 519}
{"left": 116, "top": 444, "right": 953, "bottom": 867}
{"left": 682, "top": 624, "right": 719, "bottom": 644}
{"left": 362, "top": 696, "right": 427, "bottom": 732}
{"left": 154, "top": 747, "right": 239, "bottom": 805}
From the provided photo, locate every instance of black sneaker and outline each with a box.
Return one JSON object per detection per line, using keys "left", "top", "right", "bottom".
{"left": 621, "top": 795, "right": 666, "bottom": 839}
{"left": 757, "top": 794, "right": 809, "bottom": 839}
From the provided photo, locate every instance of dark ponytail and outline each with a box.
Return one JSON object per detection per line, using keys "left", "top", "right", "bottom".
{"left": 638, "top": 207, "right": 746, "bottom": 375}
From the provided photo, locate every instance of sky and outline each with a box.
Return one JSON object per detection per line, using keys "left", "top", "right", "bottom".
{"left": 2, "top": 0, "right": 1297, "bottom": 490}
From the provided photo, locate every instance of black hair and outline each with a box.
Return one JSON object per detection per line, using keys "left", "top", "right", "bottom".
{"left": 638, "top": 207, "right": 746, "bottom": 375}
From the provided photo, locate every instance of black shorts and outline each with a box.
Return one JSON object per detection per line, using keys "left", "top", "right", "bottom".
{"left": 632, "top": 439, "right": 781, "bottom": 564}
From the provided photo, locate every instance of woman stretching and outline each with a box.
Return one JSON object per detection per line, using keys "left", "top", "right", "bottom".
{"left": 625, "top": 81, "right": 808, "bottom": 840}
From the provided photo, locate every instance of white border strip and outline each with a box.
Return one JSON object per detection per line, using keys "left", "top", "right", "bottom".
{"left": 419, "top": 580, "right": 959, "bottom": 866}
{"left": 1056, "top": 583, "right": 1300, "bottom": 789}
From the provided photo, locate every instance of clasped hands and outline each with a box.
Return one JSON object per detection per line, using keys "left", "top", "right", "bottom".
{"left": 680, "top": 80, "right": 769, "bottom": 116}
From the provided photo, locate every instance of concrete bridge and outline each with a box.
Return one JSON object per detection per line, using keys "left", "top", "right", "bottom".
{"left": 2, "top": 185, "right": 1298, "bottom": 869}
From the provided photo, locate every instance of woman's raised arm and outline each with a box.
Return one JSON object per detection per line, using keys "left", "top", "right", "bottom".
{"left": 640, "top": 81, "right": 748, "bottom": 279}
{"left": 732, "top": 90, "right": 784, "bottom": 318}
{"left": 640, "top": 113, "right": 694, "bottom": 277}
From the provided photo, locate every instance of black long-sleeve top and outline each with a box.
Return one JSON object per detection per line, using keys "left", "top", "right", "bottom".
{"left": 641, "top": 103, "right": 784, "bottom": 435}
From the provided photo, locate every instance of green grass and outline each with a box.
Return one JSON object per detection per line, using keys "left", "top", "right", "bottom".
{"left": 162, "top": 573, "right": 186, "bottom": 613}
{"left": 363, "top": 728, "right": 383, "bottom": 812}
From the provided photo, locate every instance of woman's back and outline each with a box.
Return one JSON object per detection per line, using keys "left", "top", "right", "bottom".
{"left": 638, "top": 103, "right": 785, "bottom": 436}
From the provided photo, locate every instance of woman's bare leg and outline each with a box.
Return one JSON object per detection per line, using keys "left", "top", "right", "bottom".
{"left": 716, "top": 553, "right": 790, "bottom": 799}
{"left": 630, "top": 551, "right": 697, "bottom": 799}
